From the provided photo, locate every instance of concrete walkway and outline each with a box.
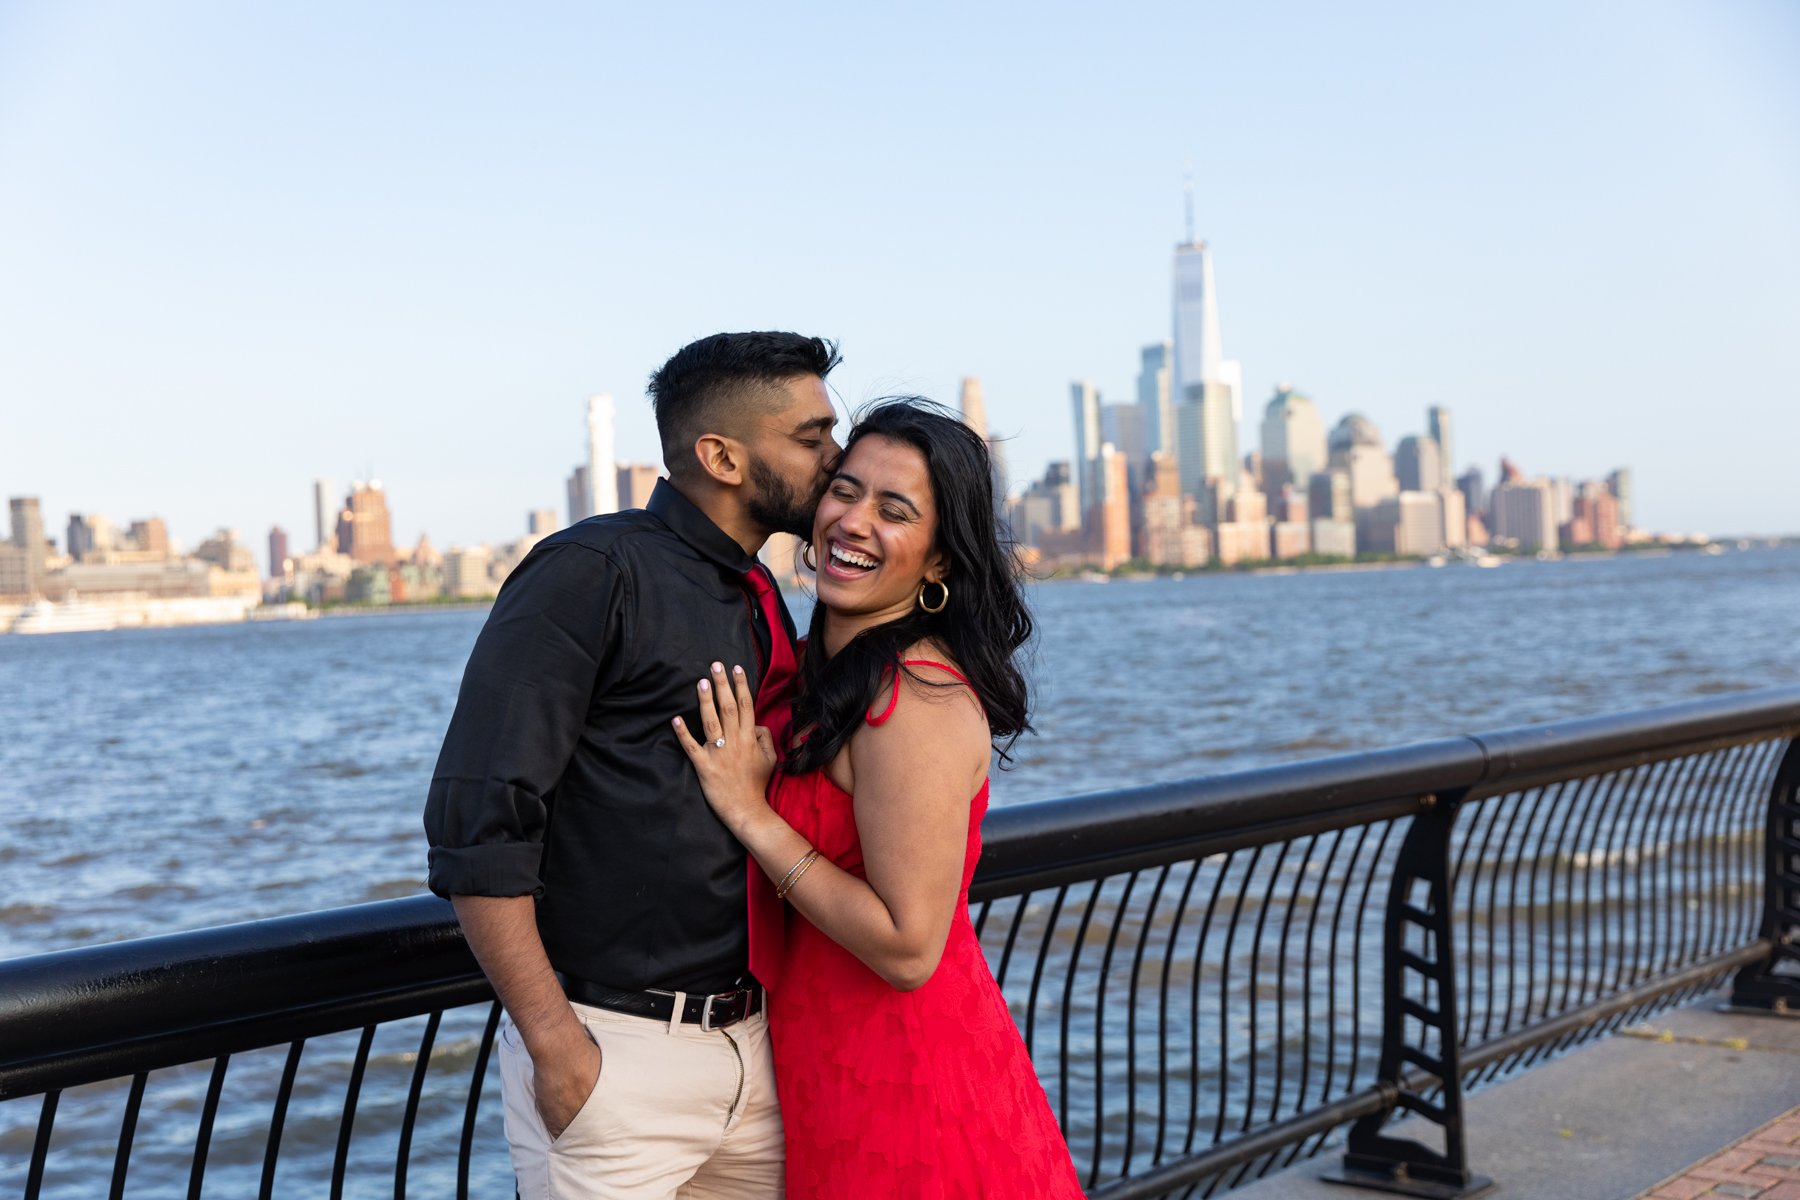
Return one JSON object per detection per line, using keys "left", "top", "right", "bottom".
{"left": 1233, "top": 994, "right": 1800, "bottom": 1200}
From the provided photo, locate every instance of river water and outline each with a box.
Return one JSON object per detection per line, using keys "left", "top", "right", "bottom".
{"left": 2, "top": 547, "right": 1797, "bottom": 1196}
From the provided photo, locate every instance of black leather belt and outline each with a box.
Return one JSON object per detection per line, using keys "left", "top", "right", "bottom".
{"left": 561, "top": 975, "right": 763, "bottom": 1031}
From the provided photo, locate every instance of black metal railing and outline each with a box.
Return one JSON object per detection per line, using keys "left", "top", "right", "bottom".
{"left": 3, "top": 686, "right": 1797, "bottom": 1199}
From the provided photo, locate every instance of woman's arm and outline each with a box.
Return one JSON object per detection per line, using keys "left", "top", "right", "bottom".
{"left": 674, "top": 661, "right": 988, "bottom": 991}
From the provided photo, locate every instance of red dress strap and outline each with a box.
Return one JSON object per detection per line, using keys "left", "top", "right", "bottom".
{"left": 866, "top": 659, "right": 978, "bottom": 726}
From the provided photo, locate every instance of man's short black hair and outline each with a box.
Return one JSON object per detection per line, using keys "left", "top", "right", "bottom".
{"left": 647, "top": 332, "right": 842, "bottom": 479}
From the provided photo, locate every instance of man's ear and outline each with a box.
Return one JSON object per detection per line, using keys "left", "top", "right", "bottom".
{"left": 692, "top": 434, "right": 746, "bottom": 487}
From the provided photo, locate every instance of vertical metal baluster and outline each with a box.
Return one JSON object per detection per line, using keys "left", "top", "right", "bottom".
{"left": 1269, "top": 837, "right": 1317, "bottom": 1126}
{"left": 1346, "top": 821, "right": 1397, "bottom": 1093}
{"left": 26, "top": 1089, "right": 59, "bottom": 1200}
{"left": 1501, "top": 782, "right": 1559, "bottom": 1043}
{"left": 1689, "top": 745, "right": 1749, "bottom": 968}
{"left": 1645, "top": 755, "right": 1703, "bottom": 986}
{"left": 1562, "top": 771, "right": 1617, "bottom": 1016}
{"left": 109, "top": 1071, "right": 149, "bottom": 1200}
{"left": 1119, "top": 864, "right": 1171, "bottom": 1180}
{"left": 1699, "top": 744, "right": 1756, "bottom": 964}
{"left": 1536, "top": 776, "right": 1588, "bottom": 1024}
{"left": 1590, "top": 763, "right": 1644, "bottom": 1000}
{"left": 1457, "top": 797, "right": 1500, "bottom": 1046}
{"left": 972, "top": 897, "right": 992, "bottom": 938}
{"left": 1666, "top": 750, "right": 1722, "bottom": 977}
{"left": 1182, "top": 852, "right": 1235, "bottom": 1158}
{"left": 1153, "top": 858, "right": 1204, "bottom": 1168}
{"left": 1292, "top": 830, "right": 1344, "bottom": 1122}
{"left": 1059, "top": 879, "right": 1104, "bottom": 1154}
{"left": 260, "top": 1039, "right": 306, "bottom": 1200}
{"left": 331, "top": 1026, "right": 378, "bottom": 1200}
{"left": 1291, "top": 824, "right": 1369, "bottom": 1167}
{"left": 459, "top": 1001, "right": 504, "bottom": 1199}
{"left": 1211, "top": 844, "right": 1264, "bottom": 1148}
{"left": 1023, "top": 886, "right": 1070, "bottom": 1062}
{"left": 1233, "top": 839, "right": 1292, "bottom": 1186}
{"left": 1479, "top": 790, "right": 1528, "bottom": 1045}
{"left": 189, "top": 1054, "right": 231, "bottom": 1200}
{"left": 1612, "top": 759, "right": 1672, "bottom": 996}
{"left": 993, "top": 893, "right": 1030, "bottom": 988}
{"left": 395, "top": 1010, "right": 443, "bottom": 1200}
{"left": 1089, "top": 870, "right": 1143, "bottom": 1186}
{"left": 1732, "top": 741, "right": 1784, "bottom": 946}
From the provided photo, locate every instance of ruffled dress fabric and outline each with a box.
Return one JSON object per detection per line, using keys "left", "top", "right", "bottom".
{"left": 766, "top": 766, "right": 1084, "bottom": 1198}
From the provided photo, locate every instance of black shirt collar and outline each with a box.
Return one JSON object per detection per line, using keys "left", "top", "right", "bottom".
{"left": 646, "top": 479, "right": 758, "bottom": 575}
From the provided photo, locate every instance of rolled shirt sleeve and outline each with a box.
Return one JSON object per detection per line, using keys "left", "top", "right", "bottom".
{"left": 424, "top": 541, "right": 626, "bottom": 899}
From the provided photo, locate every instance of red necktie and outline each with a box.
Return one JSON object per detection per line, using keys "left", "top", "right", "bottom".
{"left": 742, "top": 564, "right": 797, "bottom": 991}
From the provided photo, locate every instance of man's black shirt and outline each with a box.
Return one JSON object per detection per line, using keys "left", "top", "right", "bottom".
{"left": 424, "top": 480, "right": 795, "bottom": 994}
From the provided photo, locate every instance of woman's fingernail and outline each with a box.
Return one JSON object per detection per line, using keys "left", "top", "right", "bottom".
{"left": 712, "top": 661, "right": 724, "bottom": 673}
{"left": 672, "top": 717, "right": 682, "bottom": 727}
{"left": 699, "top": 679, "right": 710, "bottom": 691}
{"left": 733, "top": 665, "right": 745, "bottom": 676}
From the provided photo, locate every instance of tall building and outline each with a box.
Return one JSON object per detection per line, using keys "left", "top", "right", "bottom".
{"left": 1101, "top": 402, "right": 1148, "bottom": 466}
{"left": 337, "top": 481, "right": 396, "bottom": 564}
{"left": 1091, "top": 444, "right": 1132, "bottom": 569}
{"left": 1607, "top": 467, "right": 1634, "bottom": 529}
{"left": 1137, "top": 342, "right": 1173, "bottom": 457}
{"left": 1259, "top": 386, "right": 1327, "bottom": 499}
{"left": 587, "top": 394, "right": 618, "bottom": 518}
{"left": 1171, "top": 237, "right": 1240, "bottom": 494}
{"left": 1070, "top": 381, "right": 1102, "bottom": 523}
{"left": 958, "top": 377, "right": 988, "bottom": 439}
{"left": 313, "top": 479, "right": 337, "bottom": 551}
{"left": 1457, "top": 466, "right": 1486, "bottom": 522}
{"left": 67, "top": 514, "right": 96, "bottom": 562}
{"left": 566, "top": 465, "right": 590, "bottom": 527}
{"left": 528, "top": 509, "right": 559, "bottom": 536}
{"left": 129, "top": 517, "right": 171, "bottom": 558}
{"left": 1327, "top": 415, "right": 1400, "bottom": 510}
{"left": 617, "top": 464, "right": 662, "bottom": 510}
{"left": 268, "top": 526, "right": 289, "bottom": 579}
{"left": 1395, "top": 435, "right": 1442, "bottom": 494}
{"left": 1491, "top": 479, "right": 1558, "bottom": 551}
{"left": 8, "top": 497, "right": 46, "bottom": 595}
{"left": 1427, "top": 406, "right": 1454, "bottom": 492}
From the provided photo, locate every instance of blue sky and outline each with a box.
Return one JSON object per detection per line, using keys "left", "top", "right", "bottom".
{"left": 1, "top": 1, "right": 1795, "bottom": 550}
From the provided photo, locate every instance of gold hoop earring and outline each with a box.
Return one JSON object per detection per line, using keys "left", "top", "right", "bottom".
{"left": 801, "top": 541, "right": 817, "bottom": 572}
{"left": 918, "top": 579, "right": 949, "bottom": 614}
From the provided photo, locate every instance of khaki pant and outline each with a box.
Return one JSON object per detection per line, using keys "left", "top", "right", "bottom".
{"left": 498, "top": 1000, "right": 784, "bottom": 1200}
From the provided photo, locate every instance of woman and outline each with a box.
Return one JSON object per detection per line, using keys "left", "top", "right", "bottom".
{"left": 672, "top": 398, "right": 1083, "bottom": 1197}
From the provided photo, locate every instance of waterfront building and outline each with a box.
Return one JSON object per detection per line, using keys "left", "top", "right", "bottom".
{"left": 1089, "top": 445, "right": 1133, "bottom": 570}
{"left": 587, "top": 395, "right": 618, "bottom": 518}
{"left": 267, "top": 527, "right": 289, "bottom": 580}
{"left": 1273, "top": 485, "right": 1309, "bottom": 524}
{"left": 1212, "top": 519, "right": 1267, "bottom": 567}
{"left": 10, "top": 497, "right": 47, "bottom": 595}
{"left": 566, "top": 465, "right": 589, "bottom": 527}
{"left": 1549, "top": 476, "right": 1574, "bottom": 526}
{"left": 1171, "top": 236, "right": 1240, "bottom": 494}
{"left": 0, "top": 544, "right": 27, "bottom": 597}
{"left": 1491, "top": 478, "right": 1558, "bottom": 551}
{"left": 312, "top": 479, "right": 337, "bottom": 551}
{"left": 958, "top": 377, "right": 988, "bottom": 439}
{"left": 1608, "top": 467, "right": 1634, "bottom": 529}
{"left": 1070, "top": 381, "right": 1103, "bottom": 523}
{"left": 1308, "top": 471, "right": 1352, "bottom": 524}
{"left": 1259, "top": 386, "right": 1327, "bottom": 501}
{"left": 336, "top": 482, "right": 395, "bottom": 565}
{"left": 1271, "top": 521, "right": 1311, "bottom": 559}
{"left": 1137, "top": 342, "right": 1173, "bottom": 458}
{"left": 67, "top": 515, "right": 96, "bottom": 562}
{"left": 1565, "top": 483, "right": 1623, "bottom": 550}
{"left": 129, "top": 518, "right": 172, "bottom": 558}
{"left": 443, "top": 545, "right": 494, "bottom": 598}
{"left": 1102, "top": 402, "right": 1148, "bottom": 467}
{"left": 1327, "top": 416, "right": 1400, "bottom": 511}
{"left": 1011, "top": 461, "right": 1082, "bottom": 547}
{"left": 1458, "top": 466, "right": 1486, "bottom": 523}
{"left": 195, "top": 529, "right": 256, "bottom": 574}
{"left": 617, "top": 463, "right": 661, "bottom": 511}
{"left": 1395, "top": 434, "right": 1442, "bottom": 494}
{"left": 1427, "top": 406, "right": 1455, "bottom": 492}
{"left": 528, "top": 509, "right": 558, "bottom": 537}
{"left": 1439, "top": 488, "right": 1468, "bottom": 550}
{"left": 1311, "top": 519, "right": 1356, "bottom": 558}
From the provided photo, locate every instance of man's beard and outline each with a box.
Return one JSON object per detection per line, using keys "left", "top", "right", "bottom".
{"left": 746, "top": 457, "right": 819, "bottom": 540}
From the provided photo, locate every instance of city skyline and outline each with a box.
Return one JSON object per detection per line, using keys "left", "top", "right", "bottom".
{"left": 1, "top": 4, "right": 1795, "bottom": 547}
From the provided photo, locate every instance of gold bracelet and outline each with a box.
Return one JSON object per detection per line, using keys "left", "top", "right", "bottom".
{"left": 774, "top": 847, "right": 814, "bottom": 894}
{"left": 775, "top": 849, "right": 821, "bottom": 901}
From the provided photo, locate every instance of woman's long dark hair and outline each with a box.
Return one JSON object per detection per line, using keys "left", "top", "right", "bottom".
{"left": 784, "top": 396, "right": 1034, "bottom": 774}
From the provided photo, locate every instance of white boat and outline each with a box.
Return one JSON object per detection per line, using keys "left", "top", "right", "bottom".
{"left": 10, "top": 597, "right": 120, "bottom": 635}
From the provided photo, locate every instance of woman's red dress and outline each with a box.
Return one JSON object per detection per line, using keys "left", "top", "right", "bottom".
{"left": 765, "top": 663, "right": 1084, "bottom": 1198}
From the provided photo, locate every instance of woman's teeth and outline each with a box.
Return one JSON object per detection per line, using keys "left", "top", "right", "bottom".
{"left": 830, "top": 544, "right": 877, "bottom": 571}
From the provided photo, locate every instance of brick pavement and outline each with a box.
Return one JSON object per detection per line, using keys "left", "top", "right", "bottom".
{"left": 1637, "top": 1105, "right": 1800, "bottom": 1200}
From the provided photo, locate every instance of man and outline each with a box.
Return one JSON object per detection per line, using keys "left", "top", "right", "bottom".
{"left": 425, "top": 331, "right": 840, "bottom": 1198}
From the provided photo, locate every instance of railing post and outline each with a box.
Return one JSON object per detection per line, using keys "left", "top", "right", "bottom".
{"left": 1730, "top": 737, "right": 1800, "bottom": 1015}
{"left": 1326, "top": 792, "right": 1493, "bottom": 1198}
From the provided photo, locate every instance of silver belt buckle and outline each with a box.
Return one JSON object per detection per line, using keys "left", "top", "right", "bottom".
{"left": 700, "top": 992, "right": 719, "bottom": 1032}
